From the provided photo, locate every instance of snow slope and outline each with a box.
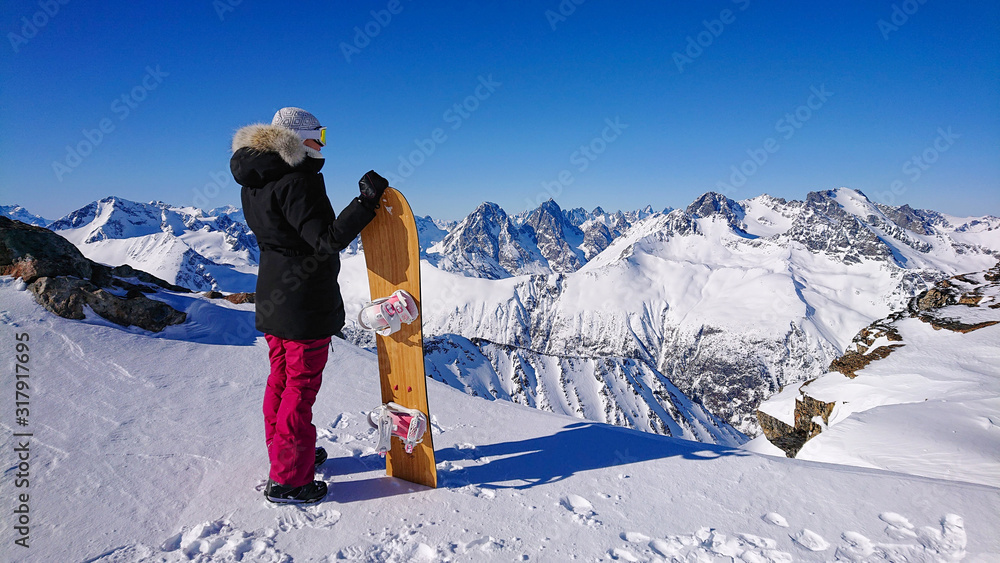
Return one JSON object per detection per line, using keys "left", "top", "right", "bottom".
{"left": 756, "top": 266, "right": 1000, "bottom": 489}
{"left": 1, "top": 278, "right": 998, "bottom": 562}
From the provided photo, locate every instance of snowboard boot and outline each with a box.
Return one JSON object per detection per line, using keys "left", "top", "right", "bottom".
{"left": 264, "top": 479, "right": 328, "bottom": 504}
{"left": 315, "top": 446, "right": 327, "bottom": 468}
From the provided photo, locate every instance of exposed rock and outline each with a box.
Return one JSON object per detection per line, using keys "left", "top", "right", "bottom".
{"left": 27, "top": 276, "right": 186, "bottom": 332}
{"left": 685, "top": 191, "right": 747, "bottom": 233}
{"left": 523, "top": 200, "right": 586, "bottom": 273}
{"left": 0, "top": 216, "right": 96, "bottom": 283}
{"left": 27, "top": 276, "right": 92, "bottom": 320}
{"left": 828, "top": 319, "right": 904, "bottom": 378}
{"left": 794, "top": 394, "right": 835, "bottom": 438}
{"left": 911, "top": 264, "right": 1000, "bottom": 333}
{"left": 223, "top": 292, "right": 255, "bottom": 305}
{"left": 1, "top": 217, "right": 187, "bottom": 332}
{"left": 757, "top": 382, "right": 838, "bottom": 458}
{"left": 757, "top": 409, "right": 808, "bottom": 458}
{"left": 763, "top": 260, "right": 1000, "bottom": 455}
{"left": 829, "top": 345, "right": 901, "bottom": 378}
{"left": 959, "top": 293, "right": 983, "bottom": 306}
{"left": 918, "top": 316, "right": 999, "bottom": 334}
{"left": 202, "top": 291, "right": 255, "bottom": 305}
{"left": 986, "top": 265, "right": 1000, "bottom": 283}
{"left": 106, "top": 263, "right": 189, "bottom": 293}
{"left": 913, "top": 285, "right": 955, "bottom": 312}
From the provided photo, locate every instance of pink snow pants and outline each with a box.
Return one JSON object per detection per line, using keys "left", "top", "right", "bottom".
{"left": 263, "top": 335, "right": 331, "bottom": 487}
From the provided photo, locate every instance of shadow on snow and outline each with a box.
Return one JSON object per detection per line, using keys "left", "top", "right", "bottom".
{"left": 435, "top": 422, "right": 751, "bottom": 490}
{"left": 325, "top": 421, "right": 750, "bottom": 500}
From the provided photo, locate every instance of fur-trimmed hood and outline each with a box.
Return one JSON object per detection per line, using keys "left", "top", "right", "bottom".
{"left": 230, "top": 123, "right": 324, "bottom": 190}
{"left": 231, "top": 123, "right": 307, "bottom": 168}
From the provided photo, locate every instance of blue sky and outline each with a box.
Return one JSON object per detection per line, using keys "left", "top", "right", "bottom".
{"left": 2, "top": 1, "right": 998, "bottom": 221}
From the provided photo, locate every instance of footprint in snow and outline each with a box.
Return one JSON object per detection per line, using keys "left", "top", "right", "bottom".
{"left": 437, "top": 459, "right": 460, "bottom": 473}
{"left": 608, "top": 547, "right": 640, "bottom": 561}
{"left": 276, "top": 505, "right": 341, "bottom": 531}
{"left": 648, "top": 528, "right": 788, "bottom": 562}
{"left": 560, "top": 494, "right": 600, "bottom": 526}
{"left": 461, "top": 536, "right": 505, "bottom": 554}
{"left": 159, "top": 519, "right": 287, "bottom": 562}
{"left": 620, "top": 531, "right": 650, "bottom": 543}
{"left": 331, "top": 412, "right": 352, "bottom": 429}
{"left": 790, "top": 528, "right": 830, "bottom": 552}
{"left": 763, "top": 512, "right": 789, "bottom": 527}
{"left": 879, "top": 511, "right": 918, "bottom": 540}
{"left": 452, "top": 484, "right": 495, "bottom": 499}
{"left": 839, "top": 531, "right": 877, "bottom": 559}
{"left": 560, "top": 493, "right": 593, "bottom": 514}
{"left": 430, "top": 414, "right": 445, "bottom": 434}
{"left": 848, "top": 513, "right": 967, "bottom": 562}
{"left": 738, "top": 533, "right": 777, "bottom": 549}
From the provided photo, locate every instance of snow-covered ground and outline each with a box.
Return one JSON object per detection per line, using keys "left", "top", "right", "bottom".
{"left": 2, "top": 278, "right": 998, "bottom": 562}
{"left": 755, "top": 267, "right": 1000, "bottom": 490}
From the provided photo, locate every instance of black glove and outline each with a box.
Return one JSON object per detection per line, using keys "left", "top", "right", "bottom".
{"left": 358, "top": 170, "right": 389, "bottom": 209}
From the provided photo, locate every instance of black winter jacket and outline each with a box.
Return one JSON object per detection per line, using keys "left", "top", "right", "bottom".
{"left": 231, "top": 123, "right": 375, "bottom": 340}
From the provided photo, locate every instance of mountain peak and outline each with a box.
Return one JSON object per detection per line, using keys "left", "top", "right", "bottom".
{"left": 685, "top": 192, "right": 743, "bottom": 219}
{"left": 1, "top": 204, "right": 49, "bottom": 226}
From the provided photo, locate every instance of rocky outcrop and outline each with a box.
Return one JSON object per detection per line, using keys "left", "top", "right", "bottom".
{"left": 1, "top": 217, "right": 188, "bottom": 332}
{"left": 757, "top": 380, "right": 838, "bottom": 458}
{"left": 829, "top": 320, "right": 905, "bottom": 378}
{"left": 1, "top": 216, "right": 99, "bottom": 282}
{"left": 760, "top": 260, "right": 1000, "bottom": 456}
{"left": 203, "top": 291, "right": 255, "bottom": 305}
{"left": 28, "top": 276, "right": 186, "bottom": 332}
{"left": 909, "top": 267, "right": 1000, "bottom": 333}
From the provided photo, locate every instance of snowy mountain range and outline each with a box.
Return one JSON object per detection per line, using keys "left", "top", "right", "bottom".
{"left": 45, "top": 196, "right": 258, "bottom": 292}
{"left": 413, "top": 188, "right": 999, "bottom": 438}
{"left": 1, "top": 204, "right": 49, "bottom": 226}
{"left": 3, "top": 275, "right": 997, "bottom": 561}
{"left": 426, "top": 200, "right": 660, "bottom": 278}
{"left": 8, "top": 188, "right": 1000, "bottom": 443}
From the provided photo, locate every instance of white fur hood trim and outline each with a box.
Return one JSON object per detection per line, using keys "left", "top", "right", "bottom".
{"left": 231, "top": 123, "right": 306, "bottom": 167}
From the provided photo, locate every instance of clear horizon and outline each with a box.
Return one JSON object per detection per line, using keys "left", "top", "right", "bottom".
{"left": 2, "top": 1, "right": 998, "bottom": 221}
{"left": 6, "top": 185, "right": 1000, "bottom": 226}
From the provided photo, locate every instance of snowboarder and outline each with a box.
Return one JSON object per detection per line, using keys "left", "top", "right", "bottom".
{"left": 230, "top": 107, "right": 388, "bottom": 504}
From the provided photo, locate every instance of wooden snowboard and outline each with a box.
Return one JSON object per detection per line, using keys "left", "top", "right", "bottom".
{"left": 359, "top": 188, "right": 437, "bottom": 489}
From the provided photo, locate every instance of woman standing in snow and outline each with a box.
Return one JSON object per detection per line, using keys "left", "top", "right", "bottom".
{"left": 230, "top": 107, "right": 387, "bottom": 503}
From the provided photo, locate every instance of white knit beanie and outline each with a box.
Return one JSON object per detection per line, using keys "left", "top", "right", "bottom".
{"left": 272, "top": 107, "right": 322, "bottom": 132}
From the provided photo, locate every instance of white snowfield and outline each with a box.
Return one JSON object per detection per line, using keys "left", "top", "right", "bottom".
{"left": 2, "top": 278, "right": 998, "bottom": 562}
{"left": 756, "top": 269, "right": 1000, "bottom": 490}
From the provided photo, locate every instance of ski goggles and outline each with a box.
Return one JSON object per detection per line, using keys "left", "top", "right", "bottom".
{"left": 297, "top": 126, "right": 327, "bottom": 147}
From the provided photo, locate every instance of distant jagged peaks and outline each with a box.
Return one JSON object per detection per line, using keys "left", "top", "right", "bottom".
{"left": 426, "top": 187, "right": 1000, "bottom": 280}
{"left": 12, "top": 186, "right": 1000, "bottom": 287}
{"left": 42, "top": 195, "right": 257, "bottom": 292}
{"left": 430, "top": 198, "right": 665, "bottom": 279}
{"left": 0, "top": 205, "right": 50, "bottom": 227}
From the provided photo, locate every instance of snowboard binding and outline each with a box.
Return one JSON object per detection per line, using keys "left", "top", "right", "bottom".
{"left": 358, "top": 289, "right": 419, "bottom": 336}
{"left": 367, "top": 402, "right": 428, "bottom": 455}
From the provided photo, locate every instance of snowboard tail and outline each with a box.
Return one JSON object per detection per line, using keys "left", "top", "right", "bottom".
{"left": 359, "top": 188, "right": 437, "bottom": 489}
